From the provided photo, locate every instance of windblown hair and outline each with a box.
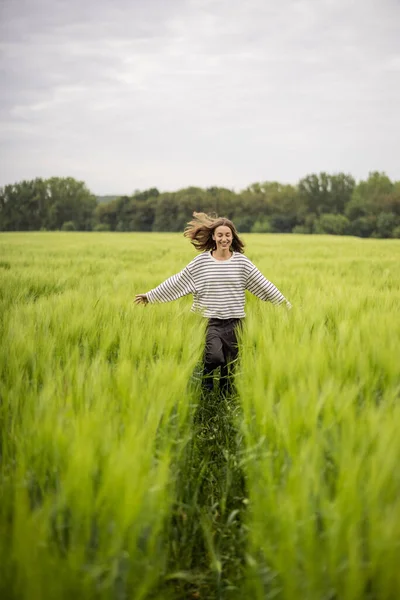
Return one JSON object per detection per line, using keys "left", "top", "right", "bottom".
{"left": 184, "top": 212, "right": 245, "bottom": 253}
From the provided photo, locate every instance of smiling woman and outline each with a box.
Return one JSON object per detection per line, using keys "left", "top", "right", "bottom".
{"left": 135, "top": 212, "right": 291, "bottom": 394}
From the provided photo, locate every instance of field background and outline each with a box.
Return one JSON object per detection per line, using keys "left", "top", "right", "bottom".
{"left": 0, "top": 232, "right": 399, "bottom": 600}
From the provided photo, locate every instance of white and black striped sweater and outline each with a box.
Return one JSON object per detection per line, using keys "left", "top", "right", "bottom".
{"left": 145, "top": 251, "right": 291, "bottom": 319}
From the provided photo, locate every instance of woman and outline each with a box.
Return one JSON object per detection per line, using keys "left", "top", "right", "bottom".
{"left": 135, "top": 212, "right": 291, "bottom": 395}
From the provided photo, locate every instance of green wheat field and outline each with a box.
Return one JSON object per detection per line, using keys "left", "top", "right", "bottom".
{"left": 0, "top": 232, "right": 399, "bottom": 600}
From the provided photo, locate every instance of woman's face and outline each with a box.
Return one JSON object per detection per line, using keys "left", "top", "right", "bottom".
{"left": 213, "top": 225, "right": 233, "bottom": 250}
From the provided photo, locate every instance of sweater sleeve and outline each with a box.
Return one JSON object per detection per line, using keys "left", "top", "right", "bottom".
{"left": 245, "top": 266, "right": 291, "bottom": 308}
{"left": 146, "top": 267, "right": 196, "bottom": 303}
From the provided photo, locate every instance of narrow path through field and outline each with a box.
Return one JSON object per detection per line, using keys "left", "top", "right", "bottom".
{"left": 165, "top": 384, "right": 248, "bottom": 599}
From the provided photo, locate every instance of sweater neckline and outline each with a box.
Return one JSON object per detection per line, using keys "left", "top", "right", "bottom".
{"left": 209, "top": 250, "right": 235, "bottom": 263}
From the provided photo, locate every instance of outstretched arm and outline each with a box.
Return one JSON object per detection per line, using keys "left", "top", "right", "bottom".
{"left": 246, "top": 266, "right": 291, "bottom": 309}
{"left": 135, "top": 267, "right": 196, "bottom": 305}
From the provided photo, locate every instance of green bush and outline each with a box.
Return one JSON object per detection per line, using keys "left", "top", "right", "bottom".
{"left": 292, "top": 225, "right": 309, "bottom": 234}
{"left": 61, "top": 221, "right": 77, "bottom": 231}
{"left": 393, "top": 225, "right": 400, "bottom": 239}
{"left": 315, "top": 213, "right": 350, "bottom": 235}
{"left": 375, "top": 212, "right": 399, "bottom": 238}
{"left": 93, "top": 223, "right": 110, "bottom": 232}
{"left": 348, "top": 216, "right": 376, "bottom": 238}
{"left": 251, "top": 219, "right": 272, "bottom": 233}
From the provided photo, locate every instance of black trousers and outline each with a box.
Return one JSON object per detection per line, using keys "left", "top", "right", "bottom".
{"left": 202, "top": 318, "right": 243, "bottom": 394}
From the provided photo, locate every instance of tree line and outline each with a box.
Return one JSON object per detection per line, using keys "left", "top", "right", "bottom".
{"left": 1, "top": 172, "right": 400, "bottom": 238}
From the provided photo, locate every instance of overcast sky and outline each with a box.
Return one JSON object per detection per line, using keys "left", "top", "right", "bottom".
{"left": 1, "top": 0, "right": 399, "bottom": 194}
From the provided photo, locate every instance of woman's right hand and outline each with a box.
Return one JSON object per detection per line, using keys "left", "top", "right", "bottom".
{"left": 134, "top": 294, "right": 149, "bottom": 305}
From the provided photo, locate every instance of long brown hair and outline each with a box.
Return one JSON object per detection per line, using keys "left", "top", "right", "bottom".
{"left": 184, "top": 212, "right": 245, "bottom": 253}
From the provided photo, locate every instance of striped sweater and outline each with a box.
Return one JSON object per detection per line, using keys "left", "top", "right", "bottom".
{"left": 145, "top": 250, "right": 291, "bottom": 319}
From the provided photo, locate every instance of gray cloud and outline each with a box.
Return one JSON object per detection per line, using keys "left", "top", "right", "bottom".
{"left": 0, "top": 0, "right": 399, "bottom": 193}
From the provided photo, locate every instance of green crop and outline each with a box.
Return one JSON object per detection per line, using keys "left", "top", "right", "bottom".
{"left": 0, "top": 232, "right": 399, "bottom": 600}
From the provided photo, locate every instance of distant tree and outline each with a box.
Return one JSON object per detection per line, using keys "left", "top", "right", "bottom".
{"left": 298, "top": 173, "right": 327, "bottom": 215}
{"left": 233, "top": 214, "right": 255, "bottom": 233}
{"left": 123, "top": 188, "right": 158, "bottom": 231}
{"left": 375, "top": 212, "right": 399, "bottom": 238}
{"left": 95, "top": 199, "right": 118, "bottom": 230}
{"left": 231, "top": 193, "right": 256, "bottom": 232}
{"left": 376, "top": 181, "right": 400, "bottom": 216}
{"left": 299, "top": 172, "right": 355, "bottom": 216}
{"left": 152, "top": 193, "right": 178, "bottom": 231}
{"left": 204, "top": 187, "right": 236, "bottom": 219}
{"left": 265, "top": 183, "right": 304, "bottom": 218}
{"left": 345, "top": 172, "right": 393, "bottom": 220}
{"left": 114, "top": 196, "right": 133, "bottom": 231}
{"left": 174, "top": 187, "right": 209, "bottom": 230}
{"left": 271, "top": 214, "right": 297, "bottom": 233}
{"left": 315, "top": 214, "right": 350, "bottom": 235}
{"left": 46, "top": 177, "right": 96, "bottom": 230}
{"left": 1, "top": 171, "right": 398, "bottom": 238}
{"left": 0, "top": 178, "right": 49, "bottom": 231}
{"left": 240, "top": 183, "right": 271, "bottom": 219}
{"left": 291, "top": 214, "right": 317, "bottom": 234}
{"left": 348, "top": 216, "right": 377, "bottom": 238}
